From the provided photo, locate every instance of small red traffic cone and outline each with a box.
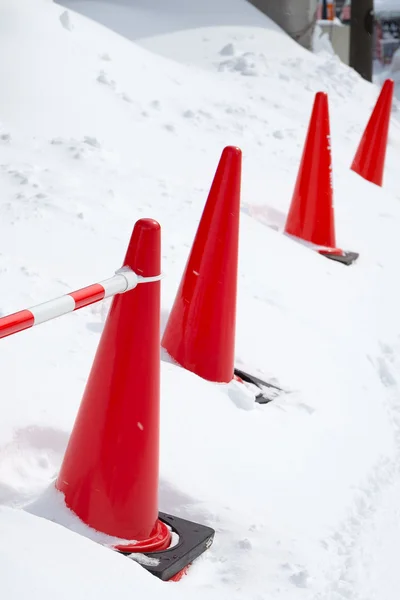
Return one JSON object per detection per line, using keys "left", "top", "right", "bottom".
{"left": 284, "top": 92, "right": 358, "bottom": 264}
{"left": 56, "top": 218, "right": 171, "bottom": 552}
{"left": 284, "top": 92, "right": 342, "bottom": 257}
{"left": 351, "top": 78, "right": 394, "bottom": 187}
{"left": 162, "top": 146, "right": 241, "bottom": 383}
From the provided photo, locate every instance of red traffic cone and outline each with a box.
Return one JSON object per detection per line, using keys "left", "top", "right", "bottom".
{"left": 55, "top": 219, "right": 215, "bottom": 580}
{"left": 56, "top": 218, "right": 171, "bottom": 552}
{"left": 351, "top": 78, "right": 394, "bottom": 187}
{"left": 284, "top": 92, "right": 342, "bottom": 256}
{"left": 162, "top": 146, "right": 241, "bottom": 383}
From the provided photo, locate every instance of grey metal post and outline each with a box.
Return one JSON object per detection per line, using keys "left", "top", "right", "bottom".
{"left": 350, "top": 0, "right": 374, "bottom": 81}
{"left": 247, "top": 0, "right": 319, "bottom": 51}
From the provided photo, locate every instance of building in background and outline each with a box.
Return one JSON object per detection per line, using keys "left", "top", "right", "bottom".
{"left": 315, "top": 0, "right": 400, "bottom": 69}
{"left": 375, "top": 8, "right": 400, "bottom": 64}
{"left": 232, "top": 1, "right": 400, "bottom": 70}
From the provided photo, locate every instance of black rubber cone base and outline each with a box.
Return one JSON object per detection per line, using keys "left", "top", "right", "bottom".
{"left": 120, "top": 512, "right": 215, "bottom": 581}
{"left": 234, "top": 368, "right": 284, "bottom": 405}
{"left": 321, "top": 251, "right": 359, "bottom": 266}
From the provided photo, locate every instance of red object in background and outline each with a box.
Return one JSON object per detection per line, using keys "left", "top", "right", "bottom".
{"left": 284, "top": 92, "right": 342, "bottom": 256}
{"left": 340, "top": 0, "right": 351, "bottom": 23}
{"left": 162, "top": 146, "right": 242, "bottom": 383}
{"left": 351, "top": 79, "right": 394, "bottom": 187}
{"left": 56, "top": 218, "right": 171, "bottom": 552}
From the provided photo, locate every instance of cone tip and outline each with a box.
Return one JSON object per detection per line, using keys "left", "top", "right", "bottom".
{"left": 133, "top": 218, "right": 161, "bottom": 233}
{"left": 123, "top": 218, "right": 161, "bottom": 273}
{"left": 315, "top": 91, "right": 328, "bottom": 103}
{"left": 222, "top": 146, "right": 242, "bottom": 158}
{"left": 383, "top": 78, "right": 395, "bottom": 92}
{"left": 313, "top": 92, "right": 329, "bottom": 115}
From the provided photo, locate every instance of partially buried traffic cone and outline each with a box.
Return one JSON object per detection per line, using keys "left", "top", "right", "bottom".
{"left": 162, "top": 146, "right": 241, "bottom": 383}
{"left": 284, "top": 92, "right": 358, "bottom": 266}
{"left": 351, "top": 78, "right": 394, "bottom": 187}
{"left": 56, "top": 218, "right": 170, "bottom": 550}
{"left": 56, "top": 218, "right": 214, "bottom": 580}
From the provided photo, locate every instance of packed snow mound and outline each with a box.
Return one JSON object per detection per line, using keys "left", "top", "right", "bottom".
{"left": 57, "top": 0, "right": 284, "bottom": 40}
{"left": 137, "top": 26, "right": 308, "bottom": 71}
{"left": 58, "top": 0, "right": 303, "bottom": 67}
{"left": 0, "top": 507, "right": 179, "bottom": 600}
{"left": 2, "top": 0, "right": 400, "bottom": 599}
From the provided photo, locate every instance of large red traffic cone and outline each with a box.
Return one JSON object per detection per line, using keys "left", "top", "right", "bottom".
{"left": 284, "top": 92, "right": 342, "bottom": 257}
{"left": 162, "top": 146, "right": 241, "bottom": 383}
{"left": 56, "top": 218, "right": 171, "bottom": 552}
{"left": 351, "top": 78, "right": 394, "bottom": 187}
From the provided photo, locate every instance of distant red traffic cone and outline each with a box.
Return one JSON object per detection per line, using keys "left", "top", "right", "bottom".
{"left": 56, "top": 218, "right": 171, "bottom": 552}
{"left": 284, "top": 92, "right": 358, "bottom": 265}
{"left": 162, "top": 146, "right": 241, "bottom": 383}
{"left": 351, "top": 78, "right": 394, "bottom": 187}
{"left": 284, "top": 92, "right": 339, "bottom": 254}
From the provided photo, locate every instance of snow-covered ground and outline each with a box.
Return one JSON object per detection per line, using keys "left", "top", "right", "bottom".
{"left": 2, "top": 0, "right": 400, "bottom": 599}
{"left": 57, "top": 0, "right": 278, "bottom": 40}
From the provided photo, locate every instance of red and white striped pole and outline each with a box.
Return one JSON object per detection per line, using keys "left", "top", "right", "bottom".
{"left": 0, "top": 268, "right": 162, "bottom": 340}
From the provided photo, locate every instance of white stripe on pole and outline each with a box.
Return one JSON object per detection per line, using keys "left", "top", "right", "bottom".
{"left": 31, "top": 295, "right": 76, "bottom": 325}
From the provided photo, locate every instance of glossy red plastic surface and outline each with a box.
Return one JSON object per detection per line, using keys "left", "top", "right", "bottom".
{"left": 351, "top": 78, "right": 394, "bottom": 187}
{"left": 71, "top": 284, "right": 105, "bottom": 309}
{"left": 114, "top": 519, "right": 171, "bottom": 553}
{"left": 56, "top": 218, "right": 170, "bottom": 548}
{"left": 0, "top": 309, "right": 34, "bottom": 339}
{"left": 284, "top": 92, "right": 340, "bottom": 253}
{"left": 162, "top": 146, "right": 241, "bottom": 383}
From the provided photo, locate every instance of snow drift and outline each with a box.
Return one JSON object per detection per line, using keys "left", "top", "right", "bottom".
{"left": 1, "top": 1, "right": 400, "bottom": 599}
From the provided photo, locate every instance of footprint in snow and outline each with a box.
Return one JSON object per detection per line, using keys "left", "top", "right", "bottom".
{"left": 97, "top": 71, "right": 116, "bottom": 90}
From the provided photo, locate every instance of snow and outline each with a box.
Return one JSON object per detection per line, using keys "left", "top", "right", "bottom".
{"left": 0, "top": 506, "right": 177, "bottom": 600}
{"left": 2, "top": 0, "right": 400, "bottom": 599}
{"left": 313, "top": 23, "right": 336, "bottom": 56}
{"left": 57, "top": 0, "right": 283, "bottom": 40}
